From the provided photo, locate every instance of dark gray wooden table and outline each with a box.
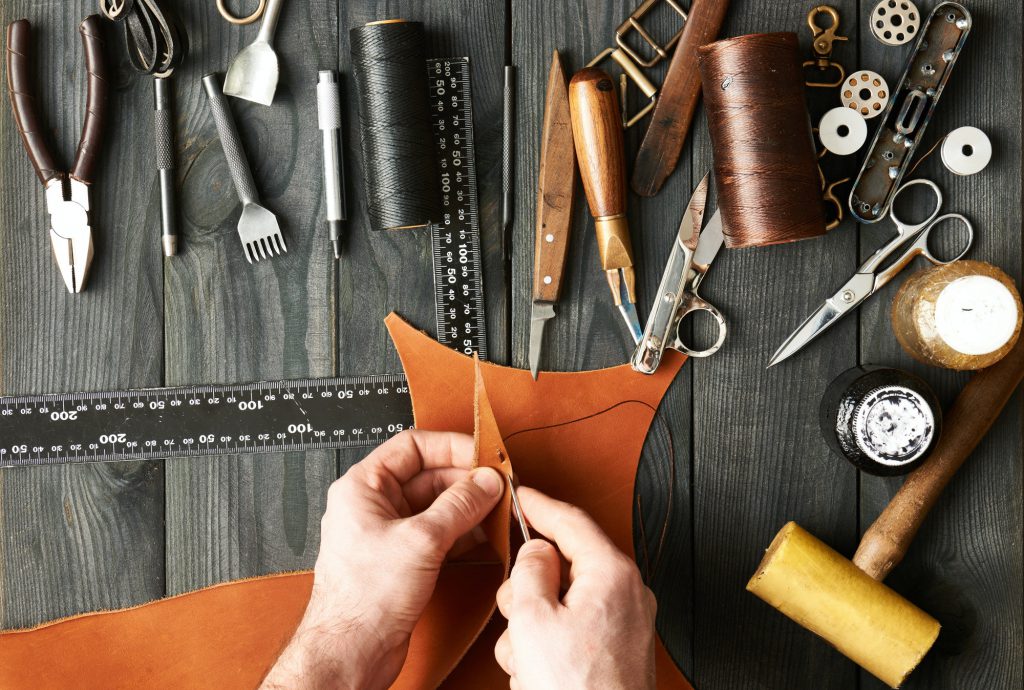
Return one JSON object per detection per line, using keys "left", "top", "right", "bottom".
{"left": 0, "top": 1, "right": 1019, "bottom": 687}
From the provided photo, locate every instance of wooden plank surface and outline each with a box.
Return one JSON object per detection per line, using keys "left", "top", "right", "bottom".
{"left": 0, "top": 1, "right": 1020, "bottom": 688}
{"left": 0, "top": 0, "right": 165, "bottom": 627}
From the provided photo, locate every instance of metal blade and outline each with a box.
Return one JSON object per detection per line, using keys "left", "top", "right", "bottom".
{"left": 529, "top": 302, "right": 556, "bottom": 379}
{"left": 619, "top": 300, "right": 643, "bottom": 344}
{"left": 768, "top": 273, "right": 875, "bottom": 367}
{"left": 676, "top": 172, "right": 710, "bottom": 247}
{"left": 693, "top": 209, "right": 724, "bottom": 268}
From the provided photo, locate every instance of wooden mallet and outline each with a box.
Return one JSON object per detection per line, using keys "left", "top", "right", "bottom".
{"left": 748, "top": 333, "right": 1024, "bottom": 688}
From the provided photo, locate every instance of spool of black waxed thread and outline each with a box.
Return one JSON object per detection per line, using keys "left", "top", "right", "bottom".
{"left": 350, "top": 20, "right": 441, "bottom": 231}
{"left": 819, "top": 366, "right": 942, "bottom": 476}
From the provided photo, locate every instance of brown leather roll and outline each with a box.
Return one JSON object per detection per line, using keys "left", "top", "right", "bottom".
{"left": 71, "top": 15, "right": 109, "bottom": 184}
{"left": 698, "top": 33, "right": 825, "bottom": 249}
{"left": 5, "top": 19, "right": 59, "bottom": 185}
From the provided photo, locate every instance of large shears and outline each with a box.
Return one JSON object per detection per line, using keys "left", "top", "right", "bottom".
{"left": 770, "top": 178, "right": 973, "bottom": 367}
{"left": 632, "top": 172, "right": 727, "bottom": 374}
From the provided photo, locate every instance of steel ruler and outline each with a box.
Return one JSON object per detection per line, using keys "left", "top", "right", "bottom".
{"left": 427, "top": 57, "right": 488, "bottom": 359}
{"left": 0, "top": 376, "right": 414, "bottom": 468}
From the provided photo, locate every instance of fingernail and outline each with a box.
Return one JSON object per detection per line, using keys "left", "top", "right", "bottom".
{"left": 471, "top": 468, "right": 503, "bottom": 497}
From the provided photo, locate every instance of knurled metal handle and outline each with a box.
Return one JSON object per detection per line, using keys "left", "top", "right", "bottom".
{"left": 203, "top": 73, "right": 260, "bottom": 206}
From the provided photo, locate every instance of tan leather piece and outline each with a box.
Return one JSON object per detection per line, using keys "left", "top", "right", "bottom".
{"left": 0, "top": 314, "right": 691, "bottom": 690}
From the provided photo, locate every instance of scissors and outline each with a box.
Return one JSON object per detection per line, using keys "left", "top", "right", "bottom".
{"left": 632, "top": 172, "right": 727, "bottom": 374}
{"left": 769, "top": 178, "right": 973, "bottom": 367}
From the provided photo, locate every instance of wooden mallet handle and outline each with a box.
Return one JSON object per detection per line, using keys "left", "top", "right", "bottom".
{"left": 854, "top": 333, "right": 1024, "bottom": 580}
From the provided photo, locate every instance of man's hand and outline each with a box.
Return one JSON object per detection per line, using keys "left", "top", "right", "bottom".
{"left": 494, "top": 488, "right": 657, "bottom": 690}
{"left": 261, "top": 430, "right": 504, "bottom": 690}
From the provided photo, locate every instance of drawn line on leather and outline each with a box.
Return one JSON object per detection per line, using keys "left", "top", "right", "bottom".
{"left": 501, "top": 399, "right": 657, "bottom": 443}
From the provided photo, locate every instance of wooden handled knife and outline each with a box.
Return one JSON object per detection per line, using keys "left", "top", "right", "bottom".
{"left": 529, "top": 50, "right": 577, "bottom": 379}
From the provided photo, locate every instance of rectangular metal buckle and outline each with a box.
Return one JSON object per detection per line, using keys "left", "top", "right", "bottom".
{"left": 587, "top": 47, "right": 659, "bottom": 128}
{"left": 615, "top": 0, "right": 689, "bottom": 68}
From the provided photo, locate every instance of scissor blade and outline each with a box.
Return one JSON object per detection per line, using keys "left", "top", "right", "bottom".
{"left": 768, "top": 273, "right": 875, "bottom": 367}
{"left": 677, "top": 172, "right": 710, "bottom": 247}
{"left": 529, "top": 302, "right": 556, "bottom": 380}
{"left": 693, "top": 209, "right": 724, "bottom": 268}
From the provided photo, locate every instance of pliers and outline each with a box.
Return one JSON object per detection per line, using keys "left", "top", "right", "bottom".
{"left": 6, "top": 16, "right": 109, "bottom": 293}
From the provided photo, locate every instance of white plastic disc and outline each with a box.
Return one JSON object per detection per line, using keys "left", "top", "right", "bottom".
{"left": 871, "top": 0, "right": 921, "bottom": 46}
{"left": 941, "top": 126, "right": 992, "bottom": 175}
{"left": 841, "top": 71, "right": 889, "bottom": 119}
{"left": 819, "top": 107, "right": 868, "bottom": 156}
{"left": 935, "top": 275, "right": 1018, "bottom": 355}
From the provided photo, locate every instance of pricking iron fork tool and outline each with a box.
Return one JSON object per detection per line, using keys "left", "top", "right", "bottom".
{"left": 632, "top": 172, "right": 727, "bottom": 374}
{"left": 6, "top": 16, "right": 109, "bottom": 293}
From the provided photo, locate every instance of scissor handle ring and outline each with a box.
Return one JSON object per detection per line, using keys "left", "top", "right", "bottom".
{"left": 889, "top": 178, "right": 942, "bottom": 231}
{"left": 673, "top": 299, "right": 728, "bottom": 358}
{"left": 921, "top": 212, "right": 974, "bottom": 265}
{"left": 217, "top": 0, "right": 267, "bottom": 25}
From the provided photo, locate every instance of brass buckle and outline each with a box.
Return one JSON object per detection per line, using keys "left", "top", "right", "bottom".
{"left": 588, "top": 0, "right": 689, "bottom": 128}
{"left": 802, "top": 5, "right": 847, "bottom": 88}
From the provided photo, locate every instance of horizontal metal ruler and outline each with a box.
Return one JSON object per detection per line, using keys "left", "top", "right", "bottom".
{"left": 427, "top": 57, "right": 488, "bottom": 359}
{"left": 0, "top": 376, "right": 413, "bottom": 468}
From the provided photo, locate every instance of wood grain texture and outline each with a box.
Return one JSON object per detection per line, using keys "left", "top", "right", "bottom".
{"left": 689, "top": 1, "right": 861, "bottom": 687}
{"left": 0, "top": 0, "right": 165, "bottom": 628}
{"left": 512, "top": 0, "right": 696, "bottom": 675}
{"left": 163, "top": 0, "right": 339, "bottom": 593}
{"left": 857, "top": 1, "right": 1023, "bottom": 687}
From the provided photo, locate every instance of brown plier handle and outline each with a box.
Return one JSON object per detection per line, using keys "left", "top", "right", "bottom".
{"left": 5, "top": 16, "right": 108, "bottom": 186}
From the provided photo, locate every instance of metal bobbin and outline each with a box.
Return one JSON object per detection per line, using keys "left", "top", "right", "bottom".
{"left": 870, "top": 0, "right": 921, "bottom": 46}
{"left": 941, "top": 126, "right": 992, "bottom": 175}
{"left": 819, "top": 107, "right": 867, "bottom": 156}
{"left": 841, "top": 70, "right": 889, "bottom": 119}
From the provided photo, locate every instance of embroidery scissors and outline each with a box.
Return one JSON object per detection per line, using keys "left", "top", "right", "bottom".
{"left": 632, "top": 172, "right": 727, "bottom": 374}
{"left": 769, "top": 178, "right": 973, "bottom": 367}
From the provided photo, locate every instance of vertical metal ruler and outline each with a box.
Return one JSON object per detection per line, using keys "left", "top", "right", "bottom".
{"left": 427, "top": 57, "right": 488, "bottom": 359}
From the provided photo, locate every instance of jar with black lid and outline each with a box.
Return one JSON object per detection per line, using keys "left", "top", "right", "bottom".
{"left": 819, "top": 366, "right": 942, "bottom": 476}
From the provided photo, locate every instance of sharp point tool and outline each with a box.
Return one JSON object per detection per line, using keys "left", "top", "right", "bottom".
{"left": 529, "top": 51, "right": 576, "bottom": 379}
{"left": 769, "top": 178, "right": 972, "bottom": 367}
{"left": 507, "top": 473, "right": 532, "bottom": 543}
{"left": 317, "top": 70, "right": 347, "bottom": 260}
{"left": 569, "top": 67, "right": 644, "bottom": 346}
{"left": 6, "top": 17, "right": 108, "bottom": 293}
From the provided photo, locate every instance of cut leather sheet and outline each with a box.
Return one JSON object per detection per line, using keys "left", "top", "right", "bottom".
{"left": 0, "top": 314, "right": 691, "bottom": 690}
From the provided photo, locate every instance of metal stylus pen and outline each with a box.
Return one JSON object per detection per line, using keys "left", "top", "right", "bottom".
{"left": 154, "top": 76, "right": 178, "bottom": 256}
{"left": 317, "top": 70, "right": 347, "bottom": 259}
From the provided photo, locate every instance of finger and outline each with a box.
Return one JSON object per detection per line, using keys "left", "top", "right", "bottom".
{"left": 401, "top": 467, "right": 471, "bottom": 514}
{"left": 494, "top": 628, "right": 513, "bottom": 676}
{"left": 410, "top": 467, "right": 505, "bottom": 552}
{"left": 515, "top": 487, "right": 621, "bottom": 570}
{"left": 496, "top": 577, "right": 513, "bottom": 618}
{"left": 353, "top": 430, "right": 475, "bottom": 486}
{"left": 509, "top": 539, "right": 562, "bottom": 606}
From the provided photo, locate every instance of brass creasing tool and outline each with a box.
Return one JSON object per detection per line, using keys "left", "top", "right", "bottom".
{"left": 568, "top": 68, "right": 644, "bottom": 345}
{"left": 507, "top": 473, "right": 531, "bottom": 543}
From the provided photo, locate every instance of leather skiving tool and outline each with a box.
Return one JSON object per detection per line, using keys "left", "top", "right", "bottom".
{"left": 5, "top": 16, "right": 109, "bottom": 293}
{"left": 569, "top": 68, "right": 644, "bottom": 345}
{"left": 631, "top": 0, "right": 730, "bottom": 197}
{"left": 529, "top": 51, "right": 576, "bottom": 380}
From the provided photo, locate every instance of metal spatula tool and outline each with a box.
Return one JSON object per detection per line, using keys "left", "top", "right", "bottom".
{"left": 223, "top": 0, "right": 283, "bottom": 105}
{"left": 203, "top": 74, "right": 287, "bottom": 263}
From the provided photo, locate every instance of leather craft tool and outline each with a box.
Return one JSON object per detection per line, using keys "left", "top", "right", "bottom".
{"left": 632, "top": 172, "right": 727, "bottom": 374}
{"left": 891, "top": 260, "right": 1022, "bottom": 370}
{"left": 5, "top": 17, "right": 108, "bottom": 294}
{"left": 529, "top": 51, "right": 576, "bottom": 379}
{"left": 203, "top": 73, "right": 288, "bottom": 263}
{"left": 631, "top": 0, "right": 730, "bottom": 197}
{"left": 802, "top": 5, "right": 847, "bottom": 89}
{"left": 217, "top": 0, "right": 267, "bottom": 25}
{"left": 770, "top": 178, "right": 972, "bottom": 367}
{"left": 871, "top": 0, "right": 921, "bottom": 46}
{"left": 849, "top": 2, "right": 971, "bottom": 223}
{"left": 698, "top": 33, "right": 827, "bottom": 248}
{"left": 507, "top": 473, "right": 531, "bottom": 543}
{"left": 502, "top": 64, "right": 516, "bottom": 263}
{"left": 819, "top": 365, "right": 941, "bottom": 476}
{"left": 317, "top": 70, "right": 347, "bottom": 260}
{"left": 0, "top": 375, "right": 411, "bottom": 468}
{"left": 99, "top": 0, "right": 189, "bottom": 257}
{"left": 587, "top": 0, "right": 688, "bottom": 128}
{"left": 569, "top": 68, "right": 643, "bottom": 344}
{"left": 750, "top": 333, "right": 1024, "bottom": 688}
{"left": 0, "top": 313, "right": 694, "bottom": 690}
{"left": 223, "top": 0, "right": 284, "bottom": 105}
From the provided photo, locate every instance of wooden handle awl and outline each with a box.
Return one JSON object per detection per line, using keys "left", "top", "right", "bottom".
{"left": 854, "top": 333, "right": 1024, "bottom": 580}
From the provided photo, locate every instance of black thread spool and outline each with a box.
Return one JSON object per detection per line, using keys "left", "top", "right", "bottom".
{"left": 350, "top": 20, "right": 441, "bottom": 231}
{"left": 819, "top": 366, "right": 942, "bottom": 476}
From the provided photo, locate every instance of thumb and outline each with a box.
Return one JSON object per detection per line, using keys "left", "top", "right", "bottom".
{"left": 510, "top": 539, "right": 562, "bottom": 606}
{"left": 414, "top": 467, "right": 505, "bottom": 552}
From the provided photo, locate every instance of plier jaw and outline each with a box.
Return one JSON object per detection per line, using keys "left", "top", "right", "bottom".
{"left": 45, "top": 178, "right": 94, "bottom": 293}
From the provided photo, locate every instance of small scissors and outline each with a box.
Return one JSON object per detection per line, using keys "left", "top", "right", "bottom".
{"left": 632, "top": 172, "right": 727, "bottom": 374}
{"left": 769, "top": 178, "right": 973, "bottom": 367}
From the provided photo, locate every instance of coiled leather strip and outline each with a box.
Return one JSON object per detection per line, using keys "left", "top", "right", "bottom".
{"left": 99, "top": 0, "right": 188, "bottom": 76}
{"left": 350, "top": 20, "right": 441, "bottom": 231}
{"left": 698, "top": 33, "right": 826, "bottom": 248}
